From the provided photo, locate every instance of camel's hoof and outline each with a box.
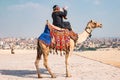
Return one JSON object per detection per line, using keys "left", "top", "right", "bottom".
{"left": 51, "top": 74, "right": 56, "bottom": 78}
{"left": 66, "top": 74, "right": 72, "bottom": 77}
{"left": 38, "top": 76, "right": 43, "bottom": 78}
{"left": 38, "top": 74, "right": 42, "bottom": 78}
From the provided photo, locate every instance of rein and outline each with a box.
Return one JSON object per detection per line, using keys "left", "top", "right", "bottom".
{"left": 85, "top": 26, "right": 93, "bottom": 37}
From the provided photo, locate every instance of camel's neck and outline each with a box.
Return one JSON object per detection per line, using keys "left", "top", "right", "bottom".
{"left": 77, "top": 26, "right": 93, "bottom": 44}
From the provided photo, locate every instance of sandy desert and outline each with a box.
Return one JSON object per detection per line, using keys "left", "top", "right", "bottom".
{"left": 0, "top": 49, "right": 120, "bottom": 80}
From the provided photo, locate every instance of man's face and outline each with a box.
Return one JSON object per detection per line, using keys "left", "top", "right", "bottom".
{"left": 56, "top": 6, "right": 60, "bottom": 11}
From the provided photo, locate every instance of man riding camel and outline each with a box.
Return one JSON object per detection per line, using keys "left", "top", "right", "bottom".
{"left": 38, "top": 5, "right": 78, "bottom": 47}
{"left": 52, "top": 5, "right": 72, "bottom": 31}
{"left": 52, "top": 5, "right": 78, "bottom": 42}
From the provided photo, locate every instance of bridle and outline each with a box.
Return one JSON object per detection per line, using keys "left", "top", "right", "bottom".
{"left": 85, "top": 26, "right": 93, "bottom": 37}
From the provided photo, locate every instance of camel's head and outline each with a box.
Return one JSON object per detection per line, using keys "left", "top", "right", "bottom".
{"left": 87, "top": 20, "right": 102, "bottom": 29}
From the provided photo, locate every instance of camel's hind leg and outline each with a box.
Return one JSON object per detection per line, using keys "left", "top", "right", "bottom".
{"left": 35, "top": 56, "right": 42, "bottom": 78}
{"left": 34, "top": 41, "right": 43, "bottom": 78}
{"left": 43, "top": 46, "right": 56, "bottom": 78}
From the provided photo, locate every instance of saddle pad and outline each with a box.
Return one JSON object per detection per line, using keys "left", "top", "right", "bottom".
{"left": 50, "top": 28, "right": 70, "bottom": 51}
{"left": 38, "top": 25, "right": 51, "bottom": 45}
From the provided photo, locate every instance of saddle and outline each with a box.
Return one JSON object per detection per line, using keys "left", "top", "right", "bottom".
{"left": 50, "top": 28, "right": 70, "bottom": 52}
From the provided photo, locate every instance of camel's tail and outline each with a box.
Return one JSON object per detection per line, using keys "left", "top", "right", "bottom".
{"left": 37, "top": 40, "right": 43, "bottom": 60}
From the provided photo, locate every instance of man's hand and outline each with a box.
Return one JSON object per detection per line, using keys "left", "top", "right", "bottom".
{"left": 63, "top": 6, "right": 68, "bottom": 10}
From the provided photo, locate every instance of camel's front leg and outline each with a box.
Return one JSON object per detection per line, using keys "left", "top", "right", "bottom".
{"left": 65, "top": 53, "right": 72, "bottom": 77}
{"left": 43, "top": 50, "right": 56, "bottom": 78}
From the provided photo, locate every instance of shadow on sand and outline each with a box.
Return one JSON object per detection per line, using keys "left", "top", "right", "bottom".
{"left": 0, "top": 68, "right": 49, "bottom": 78}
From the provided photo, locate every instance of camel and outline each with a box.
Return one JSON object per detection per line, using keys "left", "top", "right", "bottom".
{"left": 34, "top": 20, "right": 102, "bottom": 78}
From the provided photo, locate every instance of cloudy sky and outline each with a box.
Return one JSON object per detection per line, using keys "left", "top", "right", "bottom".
{"left": 0, "top": 0, "right": 120, "bottom": 38}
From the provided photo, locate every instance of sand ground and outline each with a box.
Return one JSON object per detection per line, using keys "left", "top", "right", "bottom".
{"left": 0, "top": 49, "right": 120, "bottom": 80}
{"left": 75, "top": 48, "right": 120, "bottom": 68}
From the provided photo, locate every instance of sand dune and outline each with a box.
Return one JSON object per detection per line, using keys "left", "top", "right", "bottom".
{"left": 0, "top": 49, "right": 120, "bottom": 80}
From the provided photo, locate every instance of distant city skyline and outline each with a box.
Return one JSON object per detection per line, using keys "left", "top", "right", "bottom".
{"left": 0, "top": 0, "right": 120, "bottom": 38}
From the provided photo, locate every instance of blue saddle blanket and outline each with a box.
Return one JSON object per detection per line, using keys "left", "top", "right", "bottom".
{"left": 38, "top": 25, "right": 51, "bottom": 45}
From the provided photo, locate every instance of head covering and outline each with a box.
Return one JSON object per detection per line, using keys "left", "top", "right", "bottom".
{"left": 53, "top": 5, "right": 58, "bottom": 10}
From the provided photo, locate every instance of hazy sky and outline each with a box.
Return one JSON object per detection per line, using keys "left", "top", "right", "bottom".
{"left": 0, "top": 0, "right": 120, "bottom": 38}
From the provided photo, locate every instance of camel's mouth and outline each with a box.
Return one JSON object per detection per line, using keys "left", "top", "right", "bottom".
{"left": 99, "top": 24, "right": 102, "bottom": 28}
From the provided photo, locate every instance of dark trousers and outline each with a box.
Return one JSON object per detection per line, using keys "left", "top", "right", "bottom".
{"left": 63, "top": 22, "right": 72, "bottom": 31}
